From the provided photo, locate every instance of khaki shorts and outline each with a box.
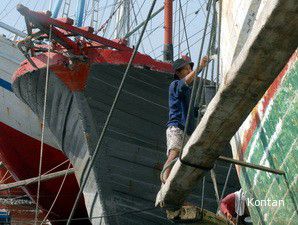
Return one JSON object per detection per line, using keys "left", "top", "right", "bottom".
{"left": 166, "top": 126, "right": 189, "bottom": 155}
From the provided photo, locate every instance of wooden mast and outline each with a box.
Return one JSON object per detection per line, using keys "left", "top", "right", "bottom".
{"left": 164, "top": 0, "right": 173, "bottom": 62}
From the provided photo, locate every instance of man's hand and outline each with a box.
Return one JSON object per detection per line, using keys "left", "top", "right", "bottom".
{"left": 226, "top": 213, "right": 236, "bottom": 225}
{"left": 200, "top": 55, "right": 209, "bottom": 68}
{"left": 194, "top": 55, "right": 209, "bottom": 74}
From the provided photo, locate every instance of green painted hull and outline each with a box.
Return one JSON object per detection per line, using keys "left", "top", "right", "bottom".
{"left": 231, "top": 51, "right": 298, "bottom": 225}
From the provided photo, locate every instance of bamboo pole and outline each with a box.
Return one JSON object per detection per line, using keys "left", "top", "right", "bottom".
{"left": 217, "top": 156, "right": 285, "bottom": 175}
{"left": 0, "top": 168, "right": 75, "bottom": 191}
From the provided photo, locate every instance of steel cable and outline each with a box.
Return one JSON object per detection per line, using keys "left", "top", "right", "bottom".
{"left": 179, "top": 0, "right": 212, "bottom": 162}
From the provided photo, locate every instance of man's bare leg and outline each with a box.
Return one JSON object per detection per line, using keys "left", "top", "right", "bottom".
{"left": 163, "top": 148, "right": 180, "bottom": 182}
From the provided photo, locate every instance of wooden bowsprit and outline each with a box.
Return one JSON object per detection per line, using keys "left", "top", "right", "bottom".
{"left": 17, "top": 4, "right": 131, "bottom": 54}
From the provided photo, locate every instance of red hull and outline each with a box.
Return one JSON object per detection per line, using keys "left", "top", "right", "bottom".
{"left": 0, "top": 165, "right": 47, "bottom": 224}
{"left": 0, "top": 122, "right": 90, "bottom": 224}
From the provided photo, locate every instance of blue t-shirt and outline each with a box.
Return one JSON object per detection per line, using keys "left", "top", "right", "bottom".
{"left": 167, "top": 79, "right": 195, "bottom": 135}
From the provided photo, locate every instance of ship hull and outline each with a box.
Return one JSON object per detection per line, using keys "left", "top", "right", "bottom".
{"left": 12, "top": 47, "right": 241, "bottom": 224}
{"left": 230, "top": 52, "right": 298, "bottom": 225}
{"left": 13, "top": 60, "right": 173, "bottom": 224}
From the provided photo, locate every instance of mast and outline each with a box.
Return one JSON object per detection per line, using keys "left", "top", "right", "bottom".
{"left": 164, "top": 0, "right": 173, "bottom": 62}
{"left": 75, "top": 0, "right": 86, "bottom": 27}
{"left": 0, "top": 22, "right": 26, "bottom": 38}
{"left": 52, "top": 0, "right": 63, "bottom": 18}
{"left": 114, "top": 0, "right": 130, "bottom": 42}
{"left": 90, "top": 0, "right": 100, "bottom": 29}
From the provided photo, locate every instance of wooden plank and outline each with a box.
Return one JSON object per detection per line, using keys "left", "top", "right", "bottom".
{"left": 156, "top": 0, "right": 298, "bottom": 209}
{"left": 0, "top": 168, "right": 74, "bottom": 191}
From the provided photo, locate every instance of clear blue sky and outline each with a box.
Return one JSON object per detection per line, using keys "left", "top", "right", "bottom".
{"left": 0, "top": 0, "right": 211, "bottom": 64}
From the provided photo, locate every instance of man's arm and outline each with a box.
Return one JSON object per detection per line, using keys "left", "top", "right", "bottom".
{"left": 183, "top": 56, "right": 209, "bottom": 85}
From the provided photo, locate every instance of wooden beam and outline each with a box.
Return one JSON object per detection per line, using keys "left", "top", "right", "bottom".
{"left": 0, "top": 168, "right": 74, "bottom": 191}
{"left": 217, "top": 156, "right": 285, "bottom": 175}
{"left": 156, "top": 0, "right": 298, "bottom": 209}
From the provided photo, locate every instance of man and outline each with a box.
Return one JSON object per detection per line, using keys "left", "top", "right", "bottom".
{"left": 219, "top": 190, "right": 252, "bottom": 225}
{"left": 161, "top": 56, "right": 209, "bottom": 182}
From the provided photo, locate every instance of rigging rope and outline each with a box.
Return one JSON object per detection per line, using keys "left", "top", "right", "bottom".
{"left": 193, "top": 0, "right": 217, "bottom": 112}
{"left": 130, "top": 0, "right": 156, "bottom": 55}
{"left": 102, "top": 0, "right": 118, "bottom": 36}
{"left": 210, "top": 0, "right": 217, "bottom": 84}
{"left": 41, "top": 162, "right": 72, "bottom": 224}
{"left": 66, "top": 1, "right": 158, "bottom": 224}
{"left": 130, "top": 0, "right": 147, "bottom": 54}
{"left": 217, "top": 163, "right": 233, "bottom": 212}
{"left": 34, "top": 1, "right": 54, "bottom": 223}
{"left": 0, "top": 0, "right": 30, "bottom": 20}
{"left": 34, "top": 27, "right": 52, "bottom": 224}
{"left": 177, "top": 0, "right": 181, "bottom": 56}
{"left": 173, "top": 0, "right": 178, "bottom": 52}
{"left": 146, "top": 5, "right": 204, "bottom": 57}
{"left": 98, "top": 0, "right": 109, "bottom": 27}
{"left": 210, "top": 169, "right": 220, "bottom": 204}
{"left": 82, "top": 0, "right": 91, "bottom": 26}
{"left": 129, "top": 0, "right": 146, "bottom": 29}
{"left": 178, "top": 0, "right": 191, "bottom": 58}
{"left": 175, "top": 31, "right": 211, "bottom": 58}
{"left": 0, "top": 172, "right": 11, "bottom": 184}
{"left": 180, "top": 0, "right": 212, "bottom": 153}
{"left": 1, "top": 175, "right": 12, "bottom": 185}
{"left": 135, "top": 0, "right": 156, "bottom": 54}
{"left": 0, "top": 0, "right": 15, "bottom": 18}
{"left": 0, "top": 170, "right": 9, "bottom": 183}
{"left": 108, "top": 0, "right": 133, "bottom": 39}
{"left": 198, "top": 0, "right": 207, "bottom": 18}
{"left": 216, "top": 0, "right": 222, "bottom": 90}
{"left": 156, "top": 28, "right": 211, "bottom": 59}
{"left": 200, "top": 176, "right": 206, "bottom": 215}
{"left": 180, "top": 0, "right": 188, "bottom": 50}
{"left": 95, "top": 0, "right": 121, "bottom": 35}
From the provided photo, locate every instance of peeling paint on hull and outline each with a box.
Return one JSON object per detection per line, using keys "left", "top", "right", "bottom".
{"left": 231, "top": 52, "right": 298, "bottom": 225}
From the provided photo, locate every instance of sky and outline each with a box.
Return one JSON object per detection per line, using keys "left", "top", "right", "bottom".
{"left": 0, "top": 0, "right": 216, "bottom": 78}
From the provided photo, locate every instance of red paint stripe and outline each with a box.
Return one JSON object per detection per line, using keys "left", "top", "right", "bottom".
{"left": 13, "top": 48, "right": 173, "bottom": 92}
